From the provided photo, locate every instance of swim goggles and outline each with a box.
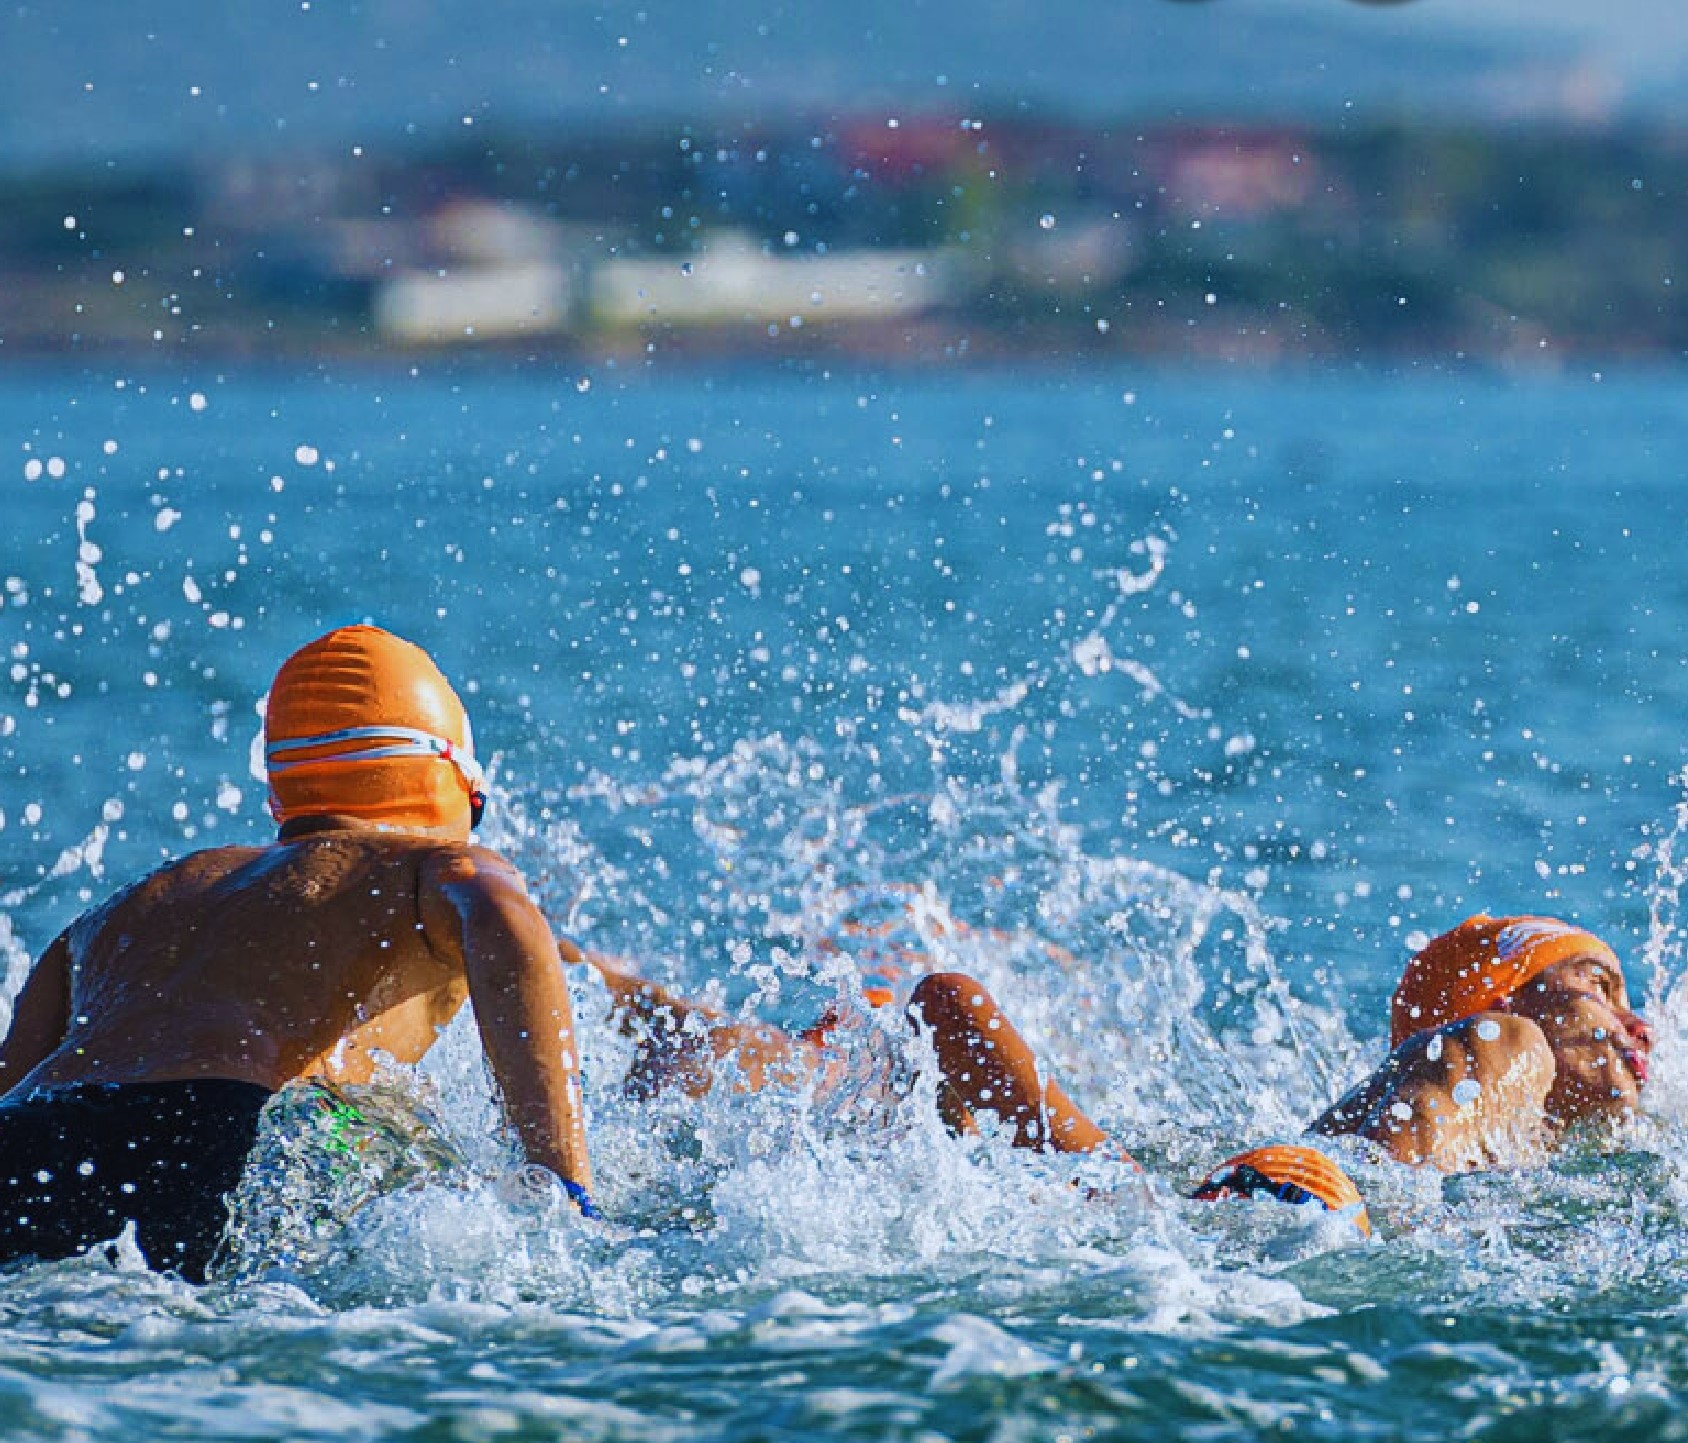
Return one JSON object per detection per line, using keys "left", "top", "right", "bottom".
{"left": 266, "top": 723, "right": 488, "bottom": 828}
{"left": 1189, "top": 1163, "right": 1317, "bottom": 1209}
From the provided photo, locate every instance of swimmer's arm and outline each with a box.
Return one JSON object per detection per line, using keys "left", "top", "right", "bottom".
{"left": 560, "top": 940, "right": 729, "bottom": 1026}
{"left": 1310, "top": 1014, "right": 1553, "bottom": 1171}
{"left": 423, "top": 851, "right": 594, "bottom": 1199}
{"left": 1310, "top": 1070, "right": 1442, "bottom": 1168}
{"left": 1309, "top": 1031, "right": 1467, "bottom": 1167}
{"left": 0, "top": 932, "right": 72, "bottom": 1098}
{"left": 1308, "top": 1064, "right": 1397, "bottom": 1143}
{"left": 560, "top": 938, "right": 812, "bottom": 1097}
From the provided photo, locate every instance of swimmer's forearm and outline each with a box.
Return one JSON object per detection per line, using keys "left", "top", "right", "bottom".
{"left": 473, "top": 959, "right": 595, "bottom": 1193}
{"left": 509, "top": 1107, "right": 593, "bottom": 1193}
{"left": 434, "top": 862, "right": 596, "bottom": 1194}
{"left": 1039, "top": 1076, "right": 1112, "bottom": 1154}
{"left": 570, "top": 942, "right": 730, "bottom": 1026}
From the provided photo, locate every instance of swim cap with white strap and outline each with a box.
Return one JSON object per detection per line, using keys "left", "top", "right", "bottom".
{"left": 264, "top": 625, "right": 483, "bottom": 829}
{"left": 1389, "top": 914, "right": 1620, "bottom": 1047}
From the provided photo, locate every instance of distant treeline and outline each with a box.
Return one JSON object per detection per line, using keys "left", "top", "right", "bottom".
{"left": 0, "top": 116, "right": 1682, "bottom": 364}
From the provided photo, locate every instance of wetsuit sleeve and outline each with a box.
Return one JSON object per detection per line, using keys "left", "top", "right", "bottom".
{"left": 0, "top": 933, "right": 72, "bottom": 1099}
{"left": 420, "top": 848, "right": 595, "bottom": 1200}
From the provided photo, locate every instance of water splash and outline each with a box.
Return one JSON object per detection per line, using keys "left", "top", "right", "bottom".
{"left": 1640, "top": 771, "right": 1688, "bottom": 1129}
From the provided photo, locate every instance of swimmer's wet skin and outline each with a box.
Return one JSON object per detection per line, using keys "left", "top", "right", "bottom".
{"left": 0, "top": 625, "right": 597, "bottom": 1280}
{"left": 1311, "top": 915, "right": 1652, "bottom": 1172}
{"left": 906, "top": 972, "right": 1117, "bottom": 1155}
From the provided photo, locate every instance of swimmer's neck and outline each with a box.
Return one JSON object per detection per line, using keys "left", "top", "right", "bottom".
{"left": 275, "top": 814, "right": 469, "bottom": 843}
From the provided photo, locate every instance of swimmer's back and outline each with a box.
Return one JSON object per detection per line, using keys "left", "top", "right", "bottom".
{"left": 13, "top": 829, "right": 505, "bottom": 1095}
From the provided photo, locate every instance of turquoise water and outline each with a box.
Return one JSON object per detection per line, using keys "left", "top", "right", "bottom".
{"left": 3, "top": 362, "right": 1688, "bottom": 1439}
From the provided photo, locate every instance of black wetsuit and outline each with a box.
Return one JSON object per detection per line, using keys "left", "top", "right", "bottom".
{"left": 0, "top": 1079, "right": 272, "bottom": 1283}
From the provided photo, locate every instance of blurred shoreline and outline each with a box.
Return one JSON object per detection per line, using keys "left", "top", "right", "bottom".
{"left": 2, "top": 114, "right": 1683, "bottom": 368}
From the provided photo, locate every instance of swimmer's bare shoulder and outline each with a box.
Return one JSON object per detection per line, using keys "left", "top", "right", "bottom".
{"left": 1311, "top": 1011, "right": 1553, "bottom": 1171}
{"left": 2, "top": 831, "right": 548, "bottom": 1097}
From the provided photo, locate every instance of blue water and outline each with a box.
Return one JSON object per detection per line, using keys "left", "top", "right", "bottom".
{"left": 3, "top": 362, "right": 1688, "bottom": 1440}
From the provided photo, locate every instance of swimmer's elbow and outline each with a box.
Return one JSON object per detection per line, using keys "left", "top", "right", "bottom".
{"left": 1308, "top": 1098, "right": 1359, "bottom": 1138}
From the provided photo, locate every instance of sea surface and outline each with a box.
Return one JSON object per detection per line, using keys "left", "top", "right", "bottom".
{"left": 3, "top": 360, "right": 1688, "bottom": 1440}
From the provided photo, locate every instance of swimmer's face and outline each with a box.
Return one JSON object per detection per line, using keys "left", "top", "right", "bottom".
{"left": 1504, "top": 955, "right": 1651, "bottom": 1123}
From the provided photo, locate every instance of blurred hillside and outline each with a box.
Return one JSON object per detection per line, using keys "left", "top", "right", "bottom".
{"left": 1, "top": 115, "right": 1682, "bottom": 366}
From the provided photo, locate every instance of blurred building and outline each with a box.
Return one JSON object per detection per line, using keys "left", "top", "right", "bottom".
{"left": 590, "top": 230, "right": 972, "bottom": 331}
{"left": 372, "top": 202, "right": 576, "bottom": 344}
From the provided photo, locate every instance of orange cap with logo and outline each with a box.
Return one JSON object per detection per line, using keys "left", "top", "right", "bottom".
{"left": 1389, "top": 914, "right": 1619, "bottom": 1047}
{"left": 264, "top": 625, "right": 484, "bottom": 829}
{"left": 1191, "top": 1144, "right": 1371, "bottom": 1236}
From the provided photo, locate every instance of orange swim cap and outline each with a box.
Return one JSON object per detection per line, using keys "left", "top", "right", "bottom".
{"left": 1191, "top": 1145, "right": 1371, "bottom": 1236}
{"left": 264, "top": 625, "right": 484, "bottom": 830}
{"left": 1389, "top": 914, "right": 1619, "bottom": 1047}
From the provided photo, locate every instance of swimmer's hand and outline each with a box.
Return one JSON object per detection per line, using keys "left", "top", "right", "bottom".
{"left": 560, "top": 1176, "right": 602, "bottom": 1221}
{"left": 498, "top": 1162, "right": 603, "bottom": 1221}
{"left": 1073, "top": 1141, "right": 1151, "bottom": 1207}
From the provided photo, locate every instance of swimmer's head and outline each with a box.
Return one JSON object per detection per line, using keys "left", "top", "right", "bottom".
{"left": 264, "top": 624, "right": 485, "bottom": 835}
{"left": 1390, "top": 915, "right": 1622, "bottom": 1048}
{"left": 1504, "top": 953, "right": 1651, "bottom": 1122}
{"left": 1191, "top": 1145, "right": 1371, "bottom": 1236}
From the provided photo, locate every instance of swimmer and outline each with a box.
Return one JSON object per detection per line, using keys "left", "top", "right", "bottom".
{"left": 584, "top": 943, "right": 1382, "bottom": 1228}
{"left": 589, "top": 950, "right": 1373, "bottom": 1231}
{"left": 1310, "top": 915, "right": 1651, "bottom": 1172}
{"left": 0, "top": 625, "right": 595, "bottom": 1281}
{"left": 575, "top": 944, "right": 1118, "bottom": 1157}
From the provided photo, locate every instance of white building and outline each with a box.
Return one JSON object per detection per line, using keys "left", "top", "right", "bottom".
{"left": 590, "top": 231, "right": 970, "bottom": 329}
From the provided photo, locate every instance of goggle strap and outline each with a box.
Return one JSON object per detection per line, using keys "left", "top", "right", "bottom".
{"left": 1192, "top": 1164, "right": 1321, "bottom": 1210}
{"left": 266, "top": 724, "right": 484, "bottom": 792}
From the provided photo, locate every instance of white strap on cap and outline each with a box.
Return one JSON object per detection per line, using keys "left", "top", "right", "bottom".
{"left": 265, "top": 723, "right": 485, "bottom": 793}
